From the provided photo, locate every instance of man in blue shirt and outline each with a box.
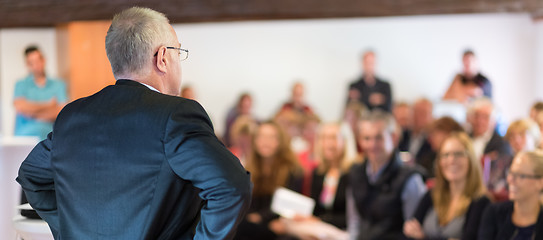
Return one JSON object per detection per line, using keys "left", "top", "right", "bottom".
{"left": 13, "top": 46, "right": 67, "bottom": 140}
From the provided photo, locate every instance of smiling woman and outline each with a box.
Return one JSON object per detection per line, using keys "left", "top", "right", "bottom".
{"left": 478, "top": 151, "right": 543, "bottom": 240}
{"left": 404, "top": 132, "right": 490, "bottom": 240}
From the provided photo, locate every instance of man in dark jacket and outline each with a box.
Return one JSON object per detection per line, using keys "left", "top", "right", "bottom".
{"left": 17, "top": 7, "right": 252, "bottom": 240}
{"left": 347, "top": 50, "right": 393, "bottom": 112}
{"left": 347, "top": 110, "right": 426, "bottom": 240}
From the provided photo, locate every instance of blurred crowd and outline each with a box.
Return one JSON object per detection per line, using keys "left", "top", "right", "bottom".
{"left": 13, "top": 44, "right": 543, "bottom": 240}
{"left": 205, "top": 50, "right": 543, "bottom": 240}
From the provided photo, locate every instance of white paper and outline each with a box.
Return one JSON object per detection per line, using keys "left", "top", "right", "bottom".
{"left": 271, "top": 187, "right": 315, "bottom": 218}
{"left": 282, "top": 218, "right": 350, "bottom": 240}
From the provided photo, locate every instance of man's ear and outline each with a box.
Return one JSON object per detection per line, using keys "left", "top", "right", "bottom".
{"left": 155, "top": 46, "right": 168, "bottom": 73}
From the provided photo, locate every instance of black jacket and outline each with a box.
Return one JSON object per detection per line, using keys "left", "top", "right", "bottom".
{"left": 310, "top": 169, "right": 348, "bottom": 229}
{"left": 411, "top": 191, "right": 490, "bottom": 240}
{"left": 478, "top": 201, "right": 543, "bottom": 240}
{"left": 17, "top": 80, "right": 252, "bottom": 239}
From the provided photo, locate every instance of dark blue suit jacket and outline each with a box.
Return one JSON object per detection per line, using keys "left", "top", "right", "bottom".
{"left": 17, "top": 80, "right": 252, "bottom": 239}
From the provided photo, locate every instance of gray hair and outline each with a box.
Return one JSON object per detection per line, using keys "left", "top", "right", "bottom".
{"left": 467, "top": 97, "right": 496, "bottom": 120}
{"left": 359, "top": 109, "right": 397, "bottom": 134}
{"left": 105, "top": 7, "right": 171, "bottom": 78}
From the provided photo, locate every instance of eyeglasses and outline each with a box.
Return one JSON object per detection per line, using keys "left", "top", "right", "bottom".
{"left": 507, "top": 171, "right": 542, "bottom": 180}
{"left": 153, "top": 46, "right": 189, "bottom": 61}
{"left": 439, "top": 151, "right": 467, "bottom": 160}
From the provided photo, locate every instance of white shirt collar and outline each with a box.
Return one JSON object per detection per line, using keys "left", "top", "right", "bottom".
{"left": 138, "top": 82, "right": 160, "bottom": 93}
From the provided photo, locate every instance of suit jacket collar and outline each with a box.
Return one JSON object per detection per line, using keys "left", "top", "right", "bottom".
{"left": 115, "top": 79, "right": 148, "bottom": 89}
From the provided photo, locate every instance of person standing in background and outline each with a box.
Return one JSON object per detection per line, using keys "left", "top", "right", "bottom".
{"left": 443, "top": 50, "right": 492, "bottom": 104}
{"left": 347, "top": 50, "right": 393, "bottom": 112}
{"left": 13, "top": 46, "right": 67, "bottom": 140}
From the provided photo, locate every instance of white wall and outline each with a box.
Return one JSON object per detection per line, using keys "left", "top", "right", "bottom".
{"left": 0, "top": 29, "right": 59, "bottom": 137}
{"left": 176, "top": 13, "right": 537, "bottom": 134}
{"left": 535, "top": 20, "right": 543, "bottom": 101}
{"left": 0, "top": 13, "right": 540, "bottom": 136}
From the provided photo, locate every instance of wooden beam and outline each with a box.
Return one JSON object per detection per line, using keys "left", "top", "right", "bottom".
{"left": 0, "top": 0, "right": 541, "bottom": 28}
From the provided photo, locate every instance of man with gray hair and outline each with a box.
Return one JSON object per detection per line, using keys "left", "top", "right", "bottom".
{"left": 347, "top": 110, "right": 426, "bottom": 239}
{"left": 17, "top": 7, "right": 252, "bottom": 239}
{"left": 467, "top": 97, "right": 512, "bottom": 200}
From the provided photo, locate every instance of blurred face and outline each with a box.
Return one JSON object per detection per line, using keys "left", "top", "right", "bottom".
{"left": 362, "top": 52, "right": 375, "bottom": 76}
{"left": 302, "top": 120, "right": 319, "bottom": 144}
{"left": 25, "top": 51, "right": 46, "bottom": 77}
{"left": 254, "top": 124, "right": 280, "bottom": 159}
{"left": 507, "top": 156, "right": 543, "bottom": 201}
{"left": 470, "top": 106, "right": 493, "bottom": 137}
{"left": 429, "top": 130, "right": 447, "bottom": 151}
{"left": 439, "top": 138, "right": 470, "bottom": 183}
{"left": 413, "top": 102, "right": 433, "bottom": 131}
{"left": 393, "top": 105, "right": 411, "bottom": 129}
{"left": 359, "top": 121, "right": 394, "bottom": 162}
{"left": 507, "top": 131, "right": 529, "bottom": 153}
{"left": 239, "top": 96, "right": 252, "bottom": 115}
{"left": 181, "top": 88, "right": 195, "bottom": 100}
{"left": 462, "top": 54, "right": 478, "bottom": 76}
{"left": 321, "top": 125, "right": 344, "bottom": 164}
{"left": 292, "top": 84, "right": 304, "bottom": 104}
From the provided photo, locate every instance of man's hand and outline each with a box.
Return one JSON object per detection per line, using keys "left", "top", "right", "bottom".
{"left": 403, "top": 219, "right": 425, "bottom": 239}
{"left": 369, "top": 93, "right": 385, "bottom": 106}
{"left": 246, "top": 213, "right": 262, "bottom": 224}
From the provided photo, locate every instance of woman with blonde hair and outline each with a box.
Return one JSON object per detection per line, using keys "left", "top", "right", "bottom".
{"left": 478, "top": 151, "right": 543, "bottom": 239}
{"left": 306, "top": 122, "right": 357, "bottom": 229}
{"left": 234, "top": 120, "right": 303, "bottom": 240}
{"left": 505, "top": 119, "right": 540, "bottom": 155}
{"left": 404, "top": 132, "right": 490, "bottom": 240}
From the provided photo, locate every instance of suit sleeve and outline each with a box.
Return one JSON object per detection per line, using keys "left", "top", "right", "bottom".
{"left": 16, "top": 132, "right": 60, "bottom": 237}
{"left": 164, "top": 101, "right": 253, "bottom": 240}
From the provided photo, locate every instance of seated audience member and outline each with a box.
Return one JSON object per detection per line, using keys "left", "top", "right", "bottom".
{"left": 479, "top": 151, "right": 543, "bottom": 239}
{"left": 180, "top": 85, "right": 196, "bottom": 100}
{"left": 418, "top": 116, "right": 465, "bottom": 179}
{"left": 404, "top": 132, "right": 490, "bottom": 240}
{"left": 347, "top": 50, "right": 393, "bottom": 112}
{"left": 467, "top": 98, "right": 513, "bottom": 199}
{"left": 534, "top": 111, "right": 543, "bottom": 150}
{"left": 309, "top": 122, "right": 357, "bottom": 229}
{"left": 347, "top": 110, "right": 426, "bottom": 240}
{"left": 529, "top": 101, "right": 543, "bottom": 121}
{"left": 343, "top": 100, "right": 369, "bottom": 153}
{"left": 402, "top": 98, "right": 434, "bottom": 164}
{"left": 505, "top": 119, "right": 541, "bottom": 155}
{"left": 235, "top": 121, "right": 304, "bottom": 240}
{"left": 229, "top": 115, "right": 258, "bottom": 166}
{"left": 297, "top": 114, "right": 321, "bottom": 195}
{"left": 224, "top": 93, "right": 255, "bottom": 147}
{"left": 443, "top": 50, "right": 492, "bottom": 104}
{"left": 394, "top": 101, "right": 412, "bottom": 151}
{"left": 278, "top": 82, "right": 315, "bottom": 117}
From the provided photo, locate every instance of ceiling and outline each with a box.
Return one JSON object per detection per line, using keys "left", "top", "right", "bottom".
{"left": 0, "top": 0, "right": 541, "bottom": 28}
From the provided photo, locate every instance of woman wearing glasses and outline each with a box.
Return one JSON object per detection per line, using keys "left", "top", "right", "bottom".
{"left": 478, "top": 151, "right": 543, "bottom": 240}
{"left": 404, "top": 132, "right": 490, "bottom": 240}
